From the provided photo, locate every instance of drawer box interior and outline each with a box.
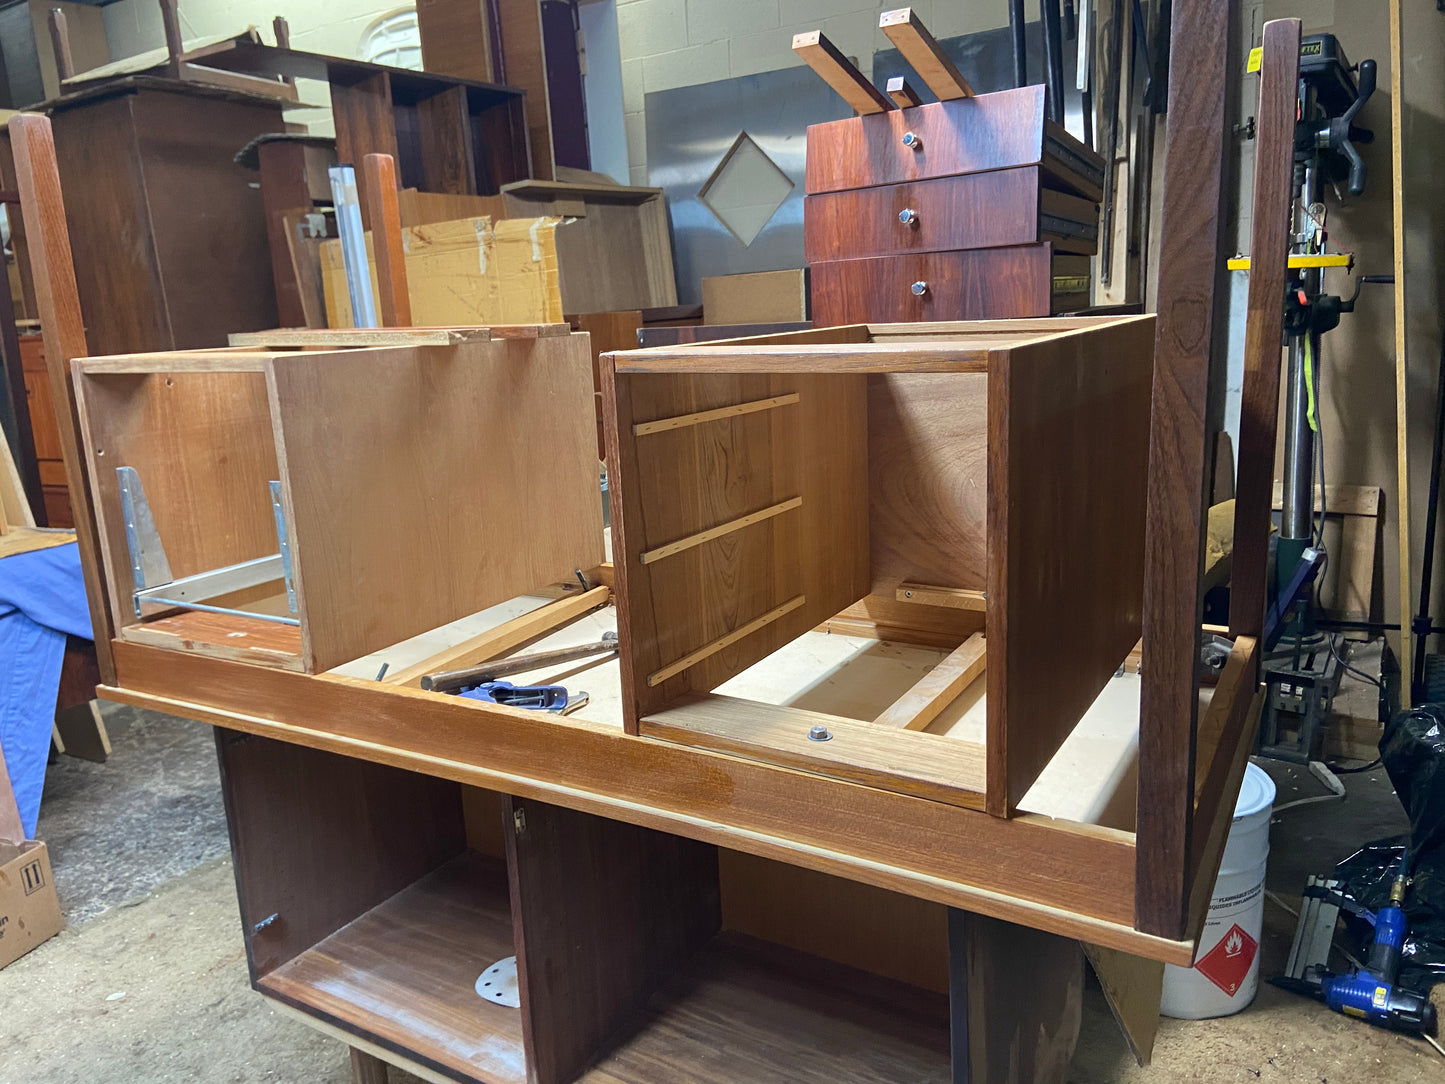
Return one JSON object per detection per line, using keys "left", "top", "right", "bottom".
{"left": 71, "top": 330, "right": 603, "bottom": 674}
{"left": 603, "top": 316, "right": 1154, "bottom": 816}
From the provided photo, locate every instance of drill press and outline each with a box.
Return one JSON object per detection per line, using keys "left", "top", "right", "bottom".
{"left": 1256, "top": 35, "right": 1381, "bottom": 762}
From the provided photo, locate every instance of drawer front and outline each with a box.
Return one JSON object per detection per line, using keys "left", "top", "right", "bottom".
{"left": 18, "top": 334, "right": 44, "bottom": 374}
{"left": 806, "top": 89, "right": 1048, "bottom": 194}
{"left": 805, "top": 170, "right": 1044, "bottom": 262}
{"left": 38, "top": 459, "right": 68, "bottom": 487}
{"left": 812, "top": 247, "right": 1059, "bottom": 326}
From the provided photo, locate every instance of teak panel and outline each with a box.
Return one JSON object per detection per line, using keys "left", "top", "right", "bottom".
{"left": 72, "top": 369, "right": 282, "bottom": 639}
{"left": 268, "top": 336, "right": 602, "bottom": 670}
{"left": 604, "top": 366, "right": 870, "bottom": 728}
{"left": 986, "top": 318, "right": 1155, "bottom": 815}
{"left": 803, "top": 84, "right": 1097, "bottom": 197}
{"left": 868, "top": 372, "right": 988, "bottom": 593}
{"left": 805, "top": 168, "right": 1050, "bottom": 261}
{"left": 810, "top": 245, "right": 1060, "bottom": 326}
{"left": 507, "top": 796, "right": 721, "bottom": 1084}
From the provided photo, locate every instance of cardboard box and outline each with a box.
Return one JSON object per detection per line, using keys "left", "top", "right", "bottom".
{"left": 701, "top": 269, "right": 809, "bottom": 326}
{"left": 0, "top": 839, "right": 63, "bottom": 969}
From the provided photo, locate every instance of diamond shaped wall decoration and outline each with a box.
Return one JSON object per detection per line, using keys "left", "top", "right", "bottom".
{"left": 698, "top": 132, "right": 795, "bottom": 247}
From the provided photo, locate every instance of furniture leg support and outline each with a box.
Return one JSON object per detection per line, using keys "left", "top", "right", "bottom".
{"left": 348, "top": 1047, "right": 389, "bottom": 1084}
{"left": 948, "top": 907, "right": 1084, "bottom": 1083}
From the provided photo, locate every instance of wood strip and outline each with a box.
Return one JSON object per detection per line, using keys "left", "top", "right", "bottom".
{"left": 647, "top": 596, "right": 806, "bottom": 687}
{"left": 642, "top": 693, "right": 986, "bottom": 808}
{"left": 873, "top": 632, "right": 986, "bottom": 731}
{"left": 879, "top": 8, "right": 974, "bottom": 100}
{"left": 792, "top": 31, "right": 894, "bottom": 115}
{"left": 1269, "top": 481, "right": 1382, "bottom": 517}
{"left": 640, "top": 497, "right": 803, "bottom": 565}
{"left": 615, "top": 343, "right": 990, "bottom": 374}
{"left": 48, "top": 9, "right": 74, "bottom": 82}
{"left": 1135, "top": 0, "right": 1240, "bottom": 940}
{"left": 361, "top": 154, "right": 411, "bottom": 327}
{"left": 632, "top": 392, "right": 800, "bottom": 436}
{"left": 1390, "top": 0, "right": 1412, "bottom": 705}
{"left": 8, "top": 113, "right": 116, "bottom": 686}
{"left": 1228, "top": 19, "right": 1300, "bottom": 638}
{"left": 381, "top": 586, "right": 609, "bottom": 688}
{"left": 227, "top": 328, "right": 493, "bottom": 348}
{"left": 103, "top": 639, "right": 1174, "bottom": 960}
{"left": 886, "top": 76, "right": 922, "bottom": 109}
{"left": 1083, "top": 943, "right": 1164, "bottom": 1066}
{"left": 896, "top": 583, "right": 987, "bottom": 611}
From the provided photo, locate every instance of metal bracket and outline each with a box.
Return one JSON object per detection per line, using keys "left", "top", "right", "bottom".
{"left": 116, "top": 466, "right": 300, "bottom": 626}
{"left": 475, "top": 956, "right": 520, "bottom": 1008}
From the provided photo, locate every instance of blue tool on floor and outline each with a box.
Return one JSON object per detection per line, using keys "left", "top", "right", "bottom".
{"left": 1276, "top": 851, "right": 1438, "bottom": 1037}
{"left": 457, "top": 680, "right": 585, "bottom": 714}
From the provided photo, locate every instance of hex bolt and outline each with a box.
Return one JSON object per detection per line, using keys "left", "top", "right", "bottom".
{"left": 902, "top": 131, "right": 923, "bottom": 151}
{"left": 807, "top": 724, "right": 832, "bottom": 742}
{"left": 910, "top": 281, "right": 930, "bottom": 297}
{"left": 898, "top": 208, "right": 919, "bottom": 227}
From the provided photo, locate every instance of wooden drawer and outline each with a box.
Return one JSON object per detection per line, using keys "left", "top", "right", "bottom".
{"left": 18, "top": 333, "right": 45, "bottom": 373}
{"left": 810, "top": 246, "right": 1090, "bottom": 326}
{"left": 804, "top": 169, "right": 1097, "bottom": 262}
{"left": 22, "top": 365, "right": 64, "bottom": 461}
{"left": 42, "top": 486, "right": 73, "bottom": 528}
{"left": 804, "top": 85, "right": 1103, "bottom": 200}
{"left": 38, "top": 459, "right": 68, "bottom": 486}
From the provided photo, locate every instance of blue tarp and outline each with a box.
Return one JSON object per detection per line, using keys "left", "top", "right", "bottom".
{"left": 0, "top": 543, "right": 92, "bottom": 837}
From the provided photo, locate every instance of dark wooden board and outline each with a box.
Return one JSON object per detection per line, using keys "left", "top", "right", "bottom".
{"left": 216, "top": 731, "right": 466, "bottom": 979}
{"left": 805, "top": 167, "right": 1078, "bottom": 261}
{"left": 1135, "top": 0, "right": 1242, "bottom": 939}
{"left": 1228, "top": 19, "right": 1302, "bottom": 639}
{"left": 986, "top": 317, "right": 1155, "bottom": 815}
{"left": 507, "top": 796, "right": 720, "bottom": 1084}
{"left": 810, "top": 245, "right": 1056, "bottom": 325}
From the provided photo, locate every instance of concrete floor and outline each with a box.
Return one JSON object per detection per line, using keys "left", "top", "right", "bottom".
{"left": 1, "top": 698, "right": 1441, "bottom": 1083}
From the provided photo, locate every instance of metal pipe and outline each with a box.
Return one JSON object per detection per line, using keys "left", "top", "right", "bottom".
{"left": 1042, "top": 0, "right": 1065, "bottom": 123}
{"left": 1010, "top": 0, "right": 1028, "bottom": 88}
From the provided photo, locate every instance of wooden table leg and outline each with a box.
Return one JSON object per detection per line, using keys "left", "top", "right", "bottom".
{"left": 948, "top": 908, "right": 1084, "bottom": 1083}
{"left": 349, "top": 1047, "right": 388, "bottom": 1084}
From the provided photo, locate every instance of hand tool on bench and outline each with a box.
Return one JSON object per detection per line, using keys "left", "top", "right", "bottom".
{"left": 421, "top": 632, "right": 618, "bottom": 693}
{"left": 458, "top": 681, "right": 589, "bottom": 715}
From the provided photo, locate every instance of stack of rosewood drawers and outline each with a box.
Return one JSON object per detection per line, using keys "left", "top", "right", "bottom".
{"left": 795, "top": 15, "right": 1106, "bottom": 325}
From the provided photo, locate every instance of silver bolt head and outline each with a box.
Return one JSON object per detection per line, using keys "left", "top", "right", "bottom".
{"left": 910, "top": 281, "right": 929, "bottom": 296}
{"left": 898, "top": 208, "right": 919, "bottom": 226}
{"left": 902, "top": 131, "right": 922, "bottom": 149}
{"left": 807, "top": 724, "right": 832, "bottom": 742}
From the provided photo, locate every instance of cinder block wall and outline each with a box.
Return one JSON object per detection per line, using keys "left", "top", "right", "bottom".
{"left": 617, "top": 0, "right": 1009, "bottom": 184}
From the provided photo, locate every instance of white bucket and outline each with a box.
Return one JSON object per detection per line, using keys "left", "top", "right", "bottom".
{"left": 1160, "top": 761, "right": 1275, "bottom": 1019}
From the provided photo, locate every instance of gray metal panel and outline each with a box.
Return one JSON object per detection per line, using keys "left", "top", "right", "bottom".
{"left": 645, "top": 66, "right": 848, "bottom": 305}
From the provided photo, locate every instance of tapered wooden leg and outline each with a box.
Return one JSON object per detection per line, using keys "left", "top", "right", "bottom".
{"left": 948, "top": 909, "right": 1084, "bottom": 1083}
{"left": 349, "top": 1047, "right": 388, "bottom": 1084}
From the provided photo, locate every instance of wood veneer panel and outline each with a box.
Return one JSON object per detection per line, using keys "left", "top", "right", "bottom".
{"left": 605, "top": 367, "right": 868, "bottom": 728}
{"left": 869, "top": 372, "right": 988, "bottom": 593}
{"left": 803, "top": 85, "right": 1098, "bottom": 197}
{"left": 415, "top": 86, "right": 477, "bottom": 195}
{"left": 507, "top": 796, "right": 720, "bottom": 1084}
{"left": 810, "top": 246, "right": 1056, "bottom": 326}
{"left": 1135, "top": 0, "right": 1240, "bottom": 940}
{"left": 268, "top": 336, "right": 602, "bottom": 671}
{"left": 258, "top": 852, "right": 523, "bottom": 1083}
{"left": 804, "top": 169, "right": 1044, "bottom": 261}
{"left": 108, "top": 641, "right": 1153, "bottom": 954}
{"left": 331, "top": 72, "right": 398, "bottom": 230}
{"left": 583, "top": 933, "right": 950, "bottom": 1083}
{"left": 72, "top": 369, "right": 280, "bottom": 640}
{"left": 1228, "top": 19, "right": 1300, "bottom": 639}
{"left": 986, "top": 316, "right": 1155, "bottom": 815}
{"left": 217, "top": 731, "right": 466, "bottom": 980}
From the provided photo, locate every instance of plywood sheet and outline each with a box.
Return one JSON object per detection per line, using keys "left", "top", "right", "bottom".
{"left": 269, "top": 336, "right": 602, "bottom": 670}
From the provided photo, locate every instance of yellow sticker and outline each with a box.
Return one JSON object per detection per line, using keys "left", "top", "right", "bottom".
{"left": 1373, "top": 986, "right": 1389, "bottom": 1009}
{"left": 1248, "top": 46, "right": 1263, "bottom": 74}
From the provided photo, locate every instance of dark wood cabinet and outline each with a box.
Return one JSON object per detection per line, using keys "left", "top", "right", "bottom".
{"left": 48, "top": 80, "right": 286, "bottom": 356}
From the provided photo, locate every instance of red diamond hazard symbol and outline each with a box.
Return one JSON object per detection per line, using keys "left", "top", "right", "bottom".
{"left": 1194, "top": 923, "right": 1258, "bottom": 997}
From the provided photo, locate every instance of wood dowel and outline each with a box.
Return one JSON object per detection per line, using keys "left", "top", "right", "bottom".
{"left": 633, "top": 393, "right": 799, "bottom": 436}
{"left": 639, "top": 497, "right": 802, "bottom": 565}
{"left": 792, "top": 31, "right": 894, "bottom": 115}
{"left": 879, "top": 8, "right": 974, "bottom": 100}
{"left": 49, "top": 8, "right": 74, "bottom": 82}
{"left": 886, "top": 76, "right": 922, "bottom": 109}
{"left": 361, "top": 153, "right": 411, "bottom": 327}
{"left": 158, "top": 0, "right": 184, "bottom": 74}
{"left": 648, "top": 595, "right": 806, "bottom": 687}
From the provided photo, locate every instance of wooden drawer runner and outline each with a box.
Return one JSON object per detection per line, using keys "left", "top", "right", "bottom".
{"left": 811, "top": 246, "right": 1090, "bottom": 326}
{"left": 804, "top": 169, "right": 1097, "bottom": 262}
